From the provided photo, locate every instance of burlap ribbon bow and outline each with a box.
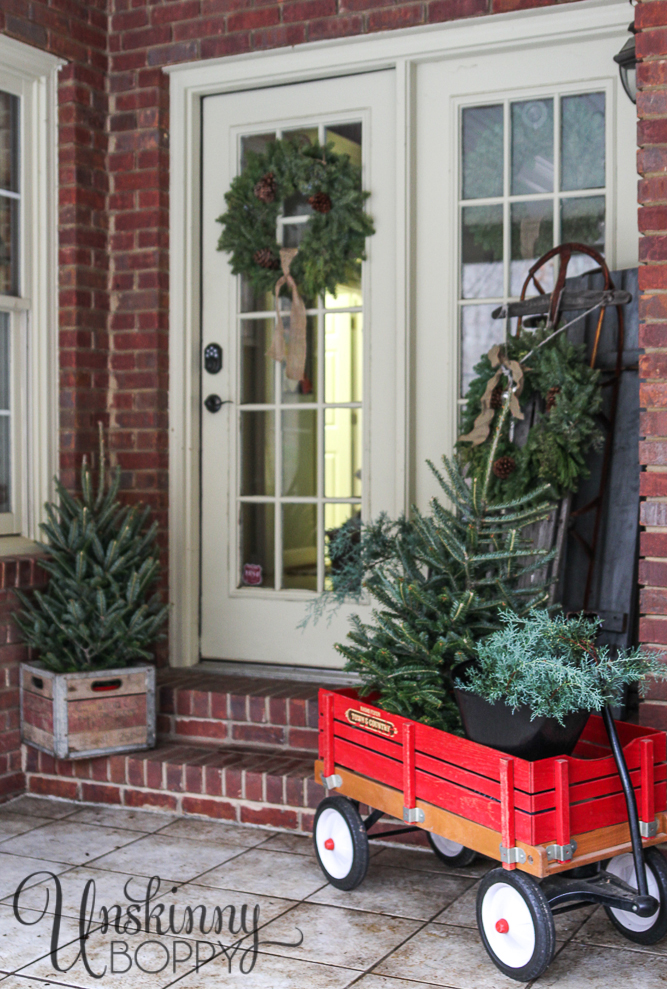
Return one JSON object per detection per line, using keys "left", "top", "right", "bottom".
{"left": 267, "top": 247, "right": 308, "bottom": 382}
{"left": 459, "top": 344, "right": 525, "bottom": 446}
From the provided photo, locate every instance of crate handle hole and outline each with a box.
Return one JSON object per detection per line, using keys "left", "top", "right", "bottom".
{"left": 31, "top": 676, "right": 44, "bottom": 690}
{"left": 91, "top": 679, "right": 122, "bottom": 692}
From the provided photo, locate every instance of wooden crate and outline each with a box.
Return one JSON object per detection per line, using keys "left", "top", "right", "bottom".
{"left": 317, "top": 688, "right": 667, "bottom": 876}
{"left": 20, "top": 661, "right": 156, "bottom": 759}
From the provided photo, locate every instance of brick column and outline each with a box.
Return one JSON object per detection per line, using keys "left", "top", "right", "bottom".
{"left": 637, "top": 0, "right": 667, "bottom": 727}
{"left": 0, "top": 558, "right": 48, "bottom": 801}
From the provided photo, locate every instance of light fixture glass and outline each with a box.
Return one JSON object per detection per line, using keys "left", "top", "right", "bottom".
{"left": 614, "top": 26, "right": 637, "bottom": 104}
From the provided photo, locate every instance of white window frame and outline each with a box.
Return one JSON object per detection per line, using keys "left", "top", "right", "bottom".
{"left": 167, "top": 0, "right": 633, "bottom": 667}
{"left": 0, "top": 35, "right": 61, "bottom": 544}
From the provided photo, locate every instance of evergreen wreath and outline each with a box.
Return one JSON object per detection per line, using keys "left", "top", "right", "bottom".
{"left": 457, "top": 323, "right": 603, "bottom": 503}
{"left": 216, "top": 137, "right": 374, "bottom": 301}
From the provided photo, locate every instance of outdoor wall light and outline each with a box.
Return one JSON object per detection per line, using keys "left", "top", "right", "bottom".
{"left": 614, "top": 23, "right": 637, "bottom": 104}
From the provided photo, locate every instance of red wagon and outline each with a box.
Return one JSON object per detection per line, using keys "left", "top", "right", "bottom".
{"left": 312, "top": 687, "right": 667, "bottom": 982}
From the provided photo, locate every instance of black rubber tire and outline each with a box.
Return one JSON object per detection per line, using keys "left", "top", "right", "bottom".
{"left": 604, "top": 847, "right": 667, "bottom": 945}
{"left": 476, "top": 868, "right": 556, "bottom": 983}
{"left": 313, "top": 795, "right": 370, "bottom": 891}
{"left": 427, "top": 831, "right": 477, "bottom": 868}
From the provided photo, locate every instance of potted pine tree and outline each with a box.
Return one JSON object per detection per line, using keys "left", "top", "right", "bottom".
{"left": 15, "top": 433, "right": 168, "bottom": 760}
{"left": 454, "top": 610, "right": 667, "bottom": 760}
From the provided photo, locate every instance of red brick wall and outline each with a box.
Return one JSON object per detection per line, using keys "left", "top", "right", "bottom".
{"left": 637, "top": 0, "right": 667, "bottom": 728}
{"left": 0, "top": 557, "right": 48, "bottom": 801}
{"left": 0, "top": 2, "right": 109, "bottom": 487}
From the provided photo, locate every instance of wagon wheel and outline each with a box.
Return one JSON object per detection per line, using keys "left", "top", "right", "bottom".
{"left": 313, "top": 795, "right": 369, "bottom": 891}
{"left": 604, "top": 848, "right": 667, "bottom": 945}
{"left": 476, "top": 868, "right": 556, "bottom": 982}
{"left": 427, "top": 832, "right": 476, "bottom": 868}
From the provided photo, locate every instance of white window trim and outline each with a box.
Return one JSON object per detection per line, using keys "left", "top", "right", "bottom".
{"left": 167, "top": 0, "right": 631, "bottom": 667}
{"left": 0, "top": 34, "right": 62, "bottom": 547}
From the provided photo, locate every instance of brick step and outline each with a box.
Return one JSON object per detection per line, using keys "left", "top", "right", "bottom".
{"left": 24, "top": 738, "right": 429, "bottom": 848}
{"left": 157, "top": 668, "right": 344, "bottom": 754}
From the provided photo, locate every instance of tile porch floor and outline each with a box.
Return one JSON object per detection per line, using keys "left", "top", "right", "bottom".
{"left": 0, "top": 796, "right": 665, "bottom": 988}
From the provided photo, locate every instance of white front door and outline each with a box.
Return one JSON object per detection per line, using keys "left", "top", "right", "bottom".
{"left": 200, "top": 71, "right": 398, "bottom": 667}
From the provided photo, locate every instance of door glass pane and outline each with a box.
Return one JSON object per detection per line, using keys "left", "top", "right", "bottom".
{"left": 561, "top": 93, "right": 605, "bottom": 191}
{"left": 241, "top": 132, "right": 276, "bottom": 166}
{"left": 461, "top": 205, "right": 503, "bottom": 299}
{"left": 460, "top": 305, "right": 504, "bottom": 398}
{"left": 325, "top": 124, "right": 362, "bottom": 166}
{"left": 0, "top": 312, "right": 8, "bottom": 514}
{"left": 325, "top": 503, "right": 360, "bottom": 589}
{"left": 461, "top": 105, "right": 503, "bottom": 200}
{"left": 282, "top": 126, "right": 318, "bottom": 146}
{"left": 325, "top": 312, "right": 362, "bottom": 403}
{"left": 239, "top": 503, "right": 274, "bottom": 588}
{"left": 561, "top": 196, "right": 605, "bottom": 275}
{"left": 240, "top": 411, "right": 275, "bottom": 496}
{"left": 241, "top": 319, "right": 274, "bottom": 404}
{"left": 282, "top": 503, "right": 317, "bottom": 590}
{"left": 281, "top": 315, "right": 317, "bottom": 403}
{"left": 0, "top": 195, "right": 17, "bottom": 297}
{"left": 282, "top": 409, "right": 317, "bottom": 497}
{"left": 510, "top": 200, "right": 554, "bottom": 296}
{"left": 325, "top": 409, "right": 362, "bottom": 498}
{"left": 240, "top": 276, "right": 274, "bottom": 314}
{"left": 324, "top": 278, "right": 362, "bottom": 310}
{"left": 511, "top": 98, "right": 554, "bottom": 195}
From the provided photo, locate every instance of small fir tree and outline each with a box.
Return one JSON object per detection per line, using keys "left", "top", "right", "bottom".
{"left": 15, "top": 431, "right": 168, "bottom": 672}
{"left": 334, "top": 399, "right": 558, "bottom": 732}
{"left": 458, "top": 610, "right": 667, "bottom": 724}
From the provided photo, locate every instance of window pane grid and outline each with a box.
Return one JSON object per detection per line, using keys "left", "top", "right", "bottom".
{"left": 236, "top": 122, "right": 363, "bottom": 593}
{"left": 458, "top": 91, "right": 606, "bottom": 398}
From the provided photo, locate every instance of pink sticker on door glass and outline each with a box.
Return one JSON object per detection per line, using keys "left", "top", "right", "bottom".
{"left": 243, "top": 563, "right": 263, "bottom": 586}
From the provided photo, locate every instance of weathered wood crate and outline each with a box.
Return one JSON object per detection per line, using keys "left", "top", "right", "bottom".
{"left": 20, "top": 661, "right": 156, "bottom": 760}
{"left": 317, "top": 688, "right": 667, "bottom": 878}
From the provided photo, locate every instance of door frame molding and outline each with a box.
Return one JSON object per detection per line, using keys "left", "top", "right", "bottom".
{"left": 166, "top": 0, "right": 629, "bottom": 667}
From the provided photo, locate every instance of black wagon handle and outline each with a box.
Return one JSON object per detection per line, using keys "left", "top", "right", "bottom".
{"left": 602, "top": 706, "right": 651, "bottom": 900}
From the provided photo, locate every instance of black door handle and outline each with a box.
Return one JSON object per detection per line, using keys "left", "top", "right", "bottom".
{"left": 204, "top": 394, "right": 231, "bottom": 413}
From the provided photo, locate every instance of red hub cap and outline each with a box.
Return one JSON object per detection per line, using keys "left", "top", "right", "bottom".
{"left": 324, "top": 838, "right": 335, "bottom": 851}
{"left": 495, "top": 919, "right": 509, "bottom": 934}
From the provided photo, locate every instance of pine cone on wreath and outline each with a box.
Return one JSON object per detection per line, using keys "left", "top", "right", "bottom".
{"left": 308, "top": 191, "right": 332, "bottom": 214}
{"left": 253, "top": 248, "right": 280, "bottom": 270}
{"left": 546, "top": 385, "right": 561, "bottom": 412}
{"left": 492, "top": 455, "right": 516, "bottom": 480}
{"left": 254, "top": 172, "right": 277, "bottom": 204}
{"left": 490, "top": 383, "right": 504, "bottom": 410}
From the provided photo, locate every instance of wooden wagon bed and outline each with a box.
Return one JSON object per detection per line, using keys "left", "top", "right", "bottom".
{"left": 316, "top": 688, "right": 667, "bottom": 879}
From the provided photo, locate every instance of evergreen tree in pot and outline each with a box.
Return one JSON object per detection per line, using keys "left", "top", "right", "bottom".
{"left": 15, "top": 430, "right": 168, "bottom": 760}
{"left": 455, "top": 610, "right": 667, "bottom": 760}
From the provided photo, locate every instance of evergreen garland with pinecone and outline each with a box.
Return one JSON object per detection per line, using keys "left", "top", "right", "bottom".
{"left": 319, "top": 399, "right": 557, "bottom": 732}
{"left": 217, "top": 137, "right": 374, "bottom": 301}
{"left": 14, "top": 432, "right": 168, "bottom": 673}
{"left": 457, "top": 323, "right": 603, "bottom": 502}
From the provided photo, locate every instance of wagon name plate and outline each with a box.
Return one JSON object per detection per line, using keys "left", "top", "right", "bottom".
{"left": 345, "top": 707, "right": 398, "bottom": 737}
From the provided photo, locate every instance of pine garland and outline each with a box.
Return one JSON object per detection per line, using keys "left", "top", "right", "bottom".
{"left": 328, "top": 399, "right": 557, "bottom": 732}
{"left": 216, "top": 138, "right": 374, "bottom": 301}
{"left": 14, "top": 435, "right": 168, "bottom": 673}
{"left": 457, "top": 324, "right": 603, "bottom": 501}
{"left": 457, "top": 609, "right": 667, "bottom": 725}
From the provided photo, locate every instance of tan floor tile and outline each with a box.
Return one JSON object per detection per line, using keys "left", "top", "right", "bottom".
{"left": 371, "top": 846, "right": 494, "bottom": 879}
{"left": 0, "top": 853, "right": 72, "bottom": 901}
{"left": 0, "top": 815, "right": 53, "bottom": 843}
{"left": 536, "top": 941, "right": 667, "bottom": 987}
{"left": 256, "top": 832, "right": 316, "bottom": 856}
{"left": 570, "top": 905, "right": 667, "bottom": 955}
{"left": 0, "top": 903, "right": 86, "bottom": 973}
{"left": 88, "top": 833, "right": 249, "bottom": 883}
{"left": 252, "top": 900, "right": 420, "bottom": 970}
{"left": 308, "top": 863, "right": 473, "bottom": 921}
{"left": 0, "top": 798, "right": 79, "bottom": 820}
{"left": 352, "top": 977, "right": 446, "bottom": 989}
{"left": 66, "top": 807, "right": 179, "bottom": 833}
{"left": 374, "top": 922, "right": 526, "bottom": 989}
{"left": 157, "top": 818, "right": 271, "bottom": 846}
{"left": 195, "top": 847, "right": 328, "bottom": 900}
{"left": 0, "top": 823, "right": 140, "bottom": 867}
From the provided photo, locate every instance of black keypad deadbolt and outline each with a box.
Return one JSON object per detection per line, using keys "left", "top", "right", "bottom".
{"left": 204, "top": 343, "right": 223, "bottom": 374}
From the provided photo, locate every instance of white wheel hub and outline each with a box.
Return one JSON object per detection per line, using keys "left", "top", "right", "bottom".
{"left": 606, "top": 854, "right": 660, "bottom": 932}
{"left": 316, "top": 807, "right": 354, "bottom": 880}
{"left": 431, "top": 834, "right": 465, "bottom": 858}
{"left": 481, "top": 882, "right": 536, "bottom": 969}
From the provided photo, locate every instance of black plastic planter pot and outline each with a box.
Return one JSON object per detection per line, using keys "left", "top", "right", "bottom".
{"left": 454, "top": 688, "right": 590, "bottom": 761}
